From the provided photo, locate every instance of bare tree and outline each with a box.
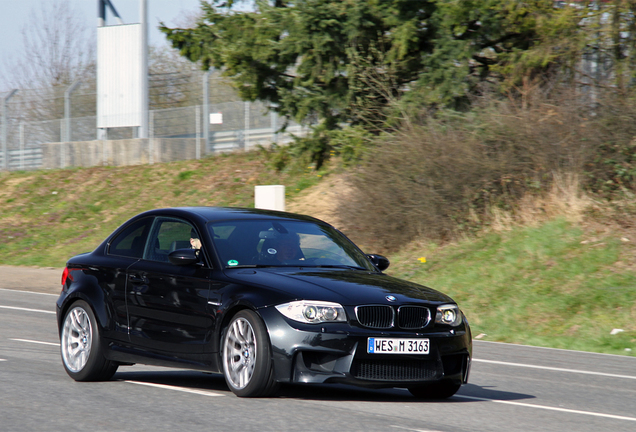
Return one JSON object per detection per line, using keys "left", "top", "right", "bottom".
{"left": 1, "top": 0, "right": 95, "bottom": 91}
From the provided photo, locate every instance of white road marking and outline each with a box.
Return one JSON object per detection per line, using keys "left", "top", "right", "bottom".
{"left": 0, "top": 287, "right": 58, "bottom": 296}
{"left": 124, "top": 380, "right": 224, "bottom": 397}
{"left": 10, "top": 338, "right": 59, "bottom": 347}
{"left": 0, "top": 305, "right": 55, "bottom": 314}
{"left": 474, "top": 339, "right": 636, "bottom": 359}
{"left": 455, "top": 395, "right": 636, "bottom": 422}
{"left": 473, "top": 358, "right": 636, "bottom": 380}
{"left": 390, "top": 426, "right": 444, "bottom": 432}
{"left": 0, "top": 359, "right": 6, "bottom": 362}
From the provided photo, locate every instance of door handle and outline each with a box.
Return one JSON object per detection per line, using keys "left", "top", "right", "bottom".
{"left": 128, "top": 274, "right": 146, "bottom": 284}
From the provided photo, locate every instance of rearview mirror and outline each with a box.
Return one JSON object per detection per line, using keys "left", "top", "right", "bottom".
{"left": 168, "top": 248, "right": 200, "bottom": 266}
{"left": 367, "top": 254, "right": 390, "bottom": 271}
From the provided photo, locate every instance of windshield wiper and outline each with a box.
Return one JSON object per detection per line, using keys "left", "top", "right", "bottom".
{"left": 310, "top": 264, "right": 367, "bottom": 271}
{"left": 225, "top": 264, "right": 368, "bottom": 270}
{"left": 225, "top": 264, "right": 307, "bottom": 269}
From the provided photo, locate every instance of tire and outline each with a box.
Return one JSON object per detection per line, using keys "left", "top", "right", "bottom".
{"left": 408, "top": 380, "right": 461, "bottom": 399}
{"left": 221, "top": 310, "right": 278, "bottom": 397}
{"left": 60, "top": 300, "right": 118, "bottom": 381}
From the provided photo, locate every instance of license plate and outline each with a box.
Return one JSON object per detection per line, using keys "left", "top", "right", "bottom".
{"left": 367, "top": 338, "right": 430, "bottom": 354}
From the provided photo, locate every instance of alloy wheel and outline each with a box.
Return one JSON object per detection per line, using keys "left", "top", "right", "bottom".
{"left": 61, "top": 306, "right": 93, "bottom": 373}
{"left": 223, "top": 317, "right": 257, "bottom": 389}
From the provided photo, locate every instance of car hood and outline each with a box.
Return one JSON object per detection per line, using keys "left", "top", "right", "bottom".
{"left": 224, "top": 268, "right": 454, "bottom": 306}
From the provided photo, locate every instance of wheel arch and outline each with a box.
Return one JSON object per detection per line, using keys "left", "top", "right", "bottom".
{"left": 219, "top": 307, "right": 279, "bottom": 396}
{"left": 58, "top": 281, "right": 110, "bottom": 337}
{"left": 217, "top": 301, "right": 269, "bottom": 347}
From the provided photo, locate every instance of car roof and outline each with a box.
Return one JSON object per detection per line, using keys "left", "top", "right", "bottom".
{"left": 141, "top": 207, "right": 326, "bottom": 224}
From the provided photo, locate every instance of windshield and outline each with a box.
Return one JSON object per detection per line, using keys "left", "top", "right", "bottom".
{"left": 208, "top": 220, "right": 375, "bottom": 271}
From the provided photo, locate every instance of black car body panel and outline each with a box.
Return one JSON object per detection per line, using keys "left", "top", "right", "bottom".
{"left": 56, "top": 207, "right": 472, "bottom": 395}
{"left": 224, "top": 268, "right": 456, "bottom": 305}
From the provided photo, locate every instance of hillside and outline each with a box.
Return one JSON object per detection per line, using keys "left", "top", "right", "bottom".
{"left": 0, "top": 151, "right": 327, "bottom": 267}
{"left": 0, "top": 151, "right": 634, "bottom": 356}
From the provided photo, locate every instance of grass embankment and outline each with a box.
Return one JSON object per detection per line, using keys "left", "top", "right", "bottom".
{"left": 0, "top": 151, "right": 325, "bottom": 267}
{"left": 0, "top": 152, "right": 634, "bottom": 356}
{"left": 388, "top": 219, "right": 636, "bottom": 356}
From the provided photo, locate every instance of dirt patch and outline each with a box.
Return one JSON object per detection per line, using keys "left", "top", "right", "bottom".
{"left": 286, "top": 174, "right": 350, "bottom": 227}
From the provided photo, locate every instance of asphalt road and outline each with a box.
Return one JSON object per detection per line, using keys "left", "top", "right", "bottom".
{"left": 1, "top": 285, "right": 635, "bottom": 432}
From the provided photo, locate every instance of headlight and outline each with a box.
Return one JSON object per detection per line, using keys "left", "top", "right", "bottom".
{"left": 275, "top": 301, "right": 347, "bottom": 324}
{"left": 435, "top": 304, "right": 462, "bottom": 327}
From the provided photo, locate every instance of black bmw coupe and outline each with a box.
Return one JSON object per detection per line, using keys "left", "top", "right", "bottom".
{"left": 56, "top": 207, "right": 472, "bottom": 398}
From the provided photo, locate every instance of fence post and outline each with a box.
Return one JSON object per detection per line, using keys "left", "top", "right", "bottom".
{"left": 195, "top": 105, "right": 201, "bottom": 159}
{"left": 2, "top": 89, "right": 18, "bottom": 171}
{"left": 271, "top": 110, "right": 278, "bottom": 144}
{"left": 19, "top": 121, "right": 24, "bottom": 170}
{"left": 64, "top": 79, "right": 81, "bottom": 143}
{"left": 149, "top": 110, "right": 154, "bottom": 164}
{"left": 244, "top": 101, "right": 250, "bottom": 149}
{"left": 203, "top": 70, "right": 211, "bottom": 152}
{"left": 139, "top": 0, "right": 149, "bottom": 139}
{"left": 60, "top": 119, "right": 65, "bottom": 167}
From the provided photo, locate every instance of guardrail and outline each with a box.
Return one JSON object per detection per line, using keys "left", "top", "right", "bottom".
{"left": 0, "top": 124, "right": 307, "bottom": 171}
{"left": 209, "top": 124, "right": 304, "bottom": 152}
{"left": 0, "top": 148, "right": 43, "bottom": 171}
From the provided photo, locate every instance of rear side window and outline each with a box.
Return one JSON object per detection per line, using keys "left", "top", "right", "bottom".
{"left": 144, "top": 217, "right": 198, "bottom": 262}
{"left": 108, "top": 218, "right": 153, "bottom": 258}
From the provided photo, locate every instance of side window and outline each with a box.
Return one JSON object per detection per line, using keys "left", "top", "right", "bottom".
{"left": 144, "top": 218, "right": 197, "bottom": 262}
{"left": 108, "top": 218, "right": 153, "bottom": 259}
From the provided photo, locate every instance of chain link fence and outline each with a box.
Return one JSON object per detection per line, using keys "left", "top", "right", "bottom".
{"left": 1, "top": 74, "right": 303, "bottom": 171}
{"left": 0, "top": 99, "right": 303, "bottom": 171}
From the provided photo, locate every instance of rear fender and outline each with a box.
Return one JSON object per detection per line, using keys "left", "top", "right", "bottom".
{"left": 58, "top": 268, "right": 111, "bottom": 336}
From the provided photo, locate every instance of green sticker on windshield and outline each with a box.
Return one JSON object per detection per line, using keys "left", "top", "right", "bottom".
{"left": 227, "top": 260, "right": 239, "bottom": 266}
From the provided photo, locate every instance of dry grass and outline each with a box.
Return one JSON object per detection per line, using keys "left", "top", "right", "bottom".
{"left": 334, "top": 89, "right": 636, "bottom": 253}
{"left": 286, "top": 174, "right": 349, "bottom": 228}
{"left": 487, "top": 173, "right": 593, "bottom": 232}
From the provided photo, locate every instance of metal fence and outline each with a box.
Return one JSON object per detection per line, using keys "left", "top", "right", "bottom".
{"left": 0, "top": 99, "right": 303, "bottom": 171}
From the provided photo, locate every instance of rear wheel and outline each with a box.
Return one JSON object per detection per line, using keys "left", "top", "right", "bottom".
{"left": 408, "top": 380, "right": 461, "bottom": 399}
{"left": 60, "top": 300, "right": 118, "bottom": 381}
{"left": 221, "top": 310, "right": 278, "bottom": 397}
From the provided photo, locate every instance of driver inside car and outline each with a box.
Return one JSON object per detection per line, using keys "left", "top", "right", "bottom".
{"left": 190, "top": 229, "right": 202, "bottom": 255}
{"left": 262, "top": 232, "right": 304, "bottom": 263}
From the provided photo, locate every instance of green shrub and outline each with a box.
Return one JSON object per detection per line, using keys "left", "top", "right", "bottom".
{"left": 335, "top": 90, "right": 630, "bottom": 252}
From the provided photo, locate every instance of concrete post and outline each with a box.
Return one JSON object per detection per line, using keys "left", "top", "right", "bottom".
{"left": 255, "top": 185, "right": 286, "bottom": 211}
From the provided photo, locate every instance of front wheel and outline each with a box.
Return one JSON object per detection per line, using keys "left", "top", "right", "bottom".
{"left": 60, "top": 300, "right": 118, "bottom": 381}
{"left": 221, "top": 310, "right": 278, "bottom": 397}
{"left": 408, "top": 380, "right": 461, "bottom": 399}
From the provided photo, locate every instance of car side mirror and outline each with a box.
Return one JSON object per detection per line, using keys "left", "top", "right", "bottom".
{"left": 367, "top": 254, "right": 390, "bottom": 271}
{"left": 168, "top": 248, "right": 200, "bottom": 266}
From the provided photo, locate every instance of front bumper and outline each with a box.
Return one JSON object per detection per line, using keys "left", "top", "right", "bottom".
{"left": 259, "top": 307, "right": 472, "bottom": 388}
